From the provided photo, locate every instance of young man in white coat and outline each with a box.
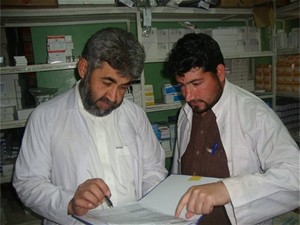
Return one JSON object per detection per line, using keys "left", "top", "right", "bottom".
{"left": 167, "top": 32, "right": 299, "bottom": 225}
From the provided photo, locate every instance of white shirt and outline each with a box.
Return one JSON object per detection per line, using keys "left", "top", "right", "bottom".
{"left": 172, "top": 79, "right": 300, "bottom": 225}
{"left": 79, "top": 94, "right": 135, "bottom": 208}
{"left": 13, "top": 81, "right": 168, "bottom": 225}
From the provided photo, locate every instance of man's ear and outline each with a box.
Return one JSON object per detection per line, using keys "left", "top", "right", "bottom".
{"left": 77, "top": 58, "right": 88, "bottom": 79}
{"left": 216, "top": 64, "right": 226, "bottom": 82}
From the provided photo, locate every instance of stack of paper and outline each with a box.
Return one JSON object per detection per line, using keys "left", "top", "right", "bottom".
{"left": 74, "top": 174, "right": 220, "bottom": 225}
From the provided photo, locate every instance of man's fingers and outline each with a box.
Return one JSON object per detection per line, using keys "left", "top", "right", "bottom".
{"left": 175, "top": 188, "right": 192, "bottom": 218}
{"left": 185, "top": 211, "right": 196, "bottom": 219}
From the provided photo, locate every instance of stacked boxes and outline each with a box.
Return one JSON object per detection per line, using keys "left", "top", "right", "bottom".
{"left": 226, "top": 58, "right": 254, "bottom": 91}
{"left": 255, "top": 64, "right": 272, "bottom": 92}
{"left": 277, "top": 30, "right": 288, "bottom": 49}
{"left": 141, "top": 28, "right": 158, "bottom": 61}
{"left": 212, "top": 27, "right": 247, "bottom": 53}
{"left": 276, "top": 54, "right": 300, "bottom": 93}
{"left": 0, "top": 74, "right": 22, "bottom": 121}
{"left": 277, "top": 28, "right": 300, "bottom": 50}
{"left": 151, "top": 121, "right": 177, "bottom": 157}
{"left": 162, "top": 84, "right": 184, "bottom": 104}
{"left": 47, "top": 35, "right": 74, "bottom": 63}
{"left": 144, "top": 84, "right": 155, "bottom": 107}
{"left": 140, "top": 26, "right": 261, "bottom": 61}
{"left": 276, "top": 98, "right": 299, "bottom": 131}
{"left": 212, "top": 27, "right": 260, "bottom": 53}
{"left": 121, "top": 80, "right": 143, "bottom": 107}
{"left": 157, "top": 29, "right": 170, "bottom": 61}
{"left": 288, "top": 28, "right": 299, "bottom": 49}
{"left": 160, "top": 126, "right": 171, "bottom": 156}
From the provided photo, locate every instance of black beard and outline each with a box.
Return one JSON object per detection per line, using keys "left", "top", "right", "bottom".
{"left": 190, "top": 100, "right": 210, "bottom": 114}
{"left": 190, "top": 81, "right": 223, "bottom": 114}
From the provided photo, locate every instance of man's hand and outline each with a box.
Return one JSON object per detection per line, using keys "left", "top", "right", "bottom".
{"left": 68, "top": 178, "right": 111, "bottom": 216}
{"left": 175, "top": 182, "right": 230, "bottom": 219}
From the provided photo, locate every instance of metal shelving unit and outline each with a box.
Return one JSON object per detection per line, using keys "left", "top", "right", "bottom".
{"left": 1, "top": 5, "right": 277, "bottom": 124}
{"left": 2, "top": 2, "right": 297, "bottom": 127}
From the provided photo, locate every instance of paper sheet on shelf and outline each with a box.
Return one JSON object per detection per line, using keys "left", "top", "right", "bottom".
{"left": 74, "top": 174, "right": 221, "bottom": 225}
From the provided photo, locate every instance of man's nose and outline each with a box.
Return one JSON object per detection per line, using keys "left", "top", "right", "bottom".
{"left": 106, "top": 87, "right": 118, "bottom": 102}
{"left": 183, "top": 87, "right": 193, "bottom": 102}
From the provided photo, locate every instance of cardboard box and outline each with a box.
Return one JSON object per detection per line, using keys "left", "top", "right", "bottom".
{"left": 218, "top": 0, "right": 253, "bottom": 7}
{"left": 1, "top": 0, "right": 57, "bottom": 7}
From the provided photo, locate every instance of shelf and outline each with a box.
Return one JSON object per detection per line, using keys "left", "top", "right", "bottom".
{"left": 0, "top": 62, "right": 77, "bottom": 75}
{"left": 1, "top": 5, "right": 255, "bottom": 28}
{"left": 277, "top": 48, "right": 300, "bottom": 56}
{"left": 1, "top": 6, "right": 138, "bottom": 27}
{"left": 277, "top": 92, "right": 300, "bottom": 99}
{"left": 276, "top": 1, "right": 300, "bottom": 20}
{"left": 0, "top": 120, "right": 27, "bottom": 130}
{"left": 145, "top": 102, "right": 183, "bottom": 113}
{"left": 223, "top": 51, "right": 274, "bottom": 59}
{"left": 145, "top": 51, "right": 274, "bottom": 63}
{"left": 254, "top": 93, "right": 275, "bottom": 99}
{"left": 150, "top": 6, "right": 253, "bottom": 21}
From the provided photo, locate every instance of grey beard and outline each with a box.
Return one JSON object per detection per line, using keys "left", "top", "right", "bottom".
{"left": 79, "top": 81, "right": 119, "bottom": 117}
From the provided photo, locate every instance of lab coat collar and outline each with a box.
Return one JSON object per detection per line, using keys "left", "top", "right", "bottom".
{"left": 212, "top": 79, "right": 230, "bottom": 117}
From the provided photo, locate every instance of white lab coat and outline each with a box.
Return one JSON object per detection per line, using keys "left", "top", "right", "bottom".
{"left": 172, "top": 80, "right": 300, "bottom": 225}
{"left": 13, "top": 82, "right": 168, "bottom": 225}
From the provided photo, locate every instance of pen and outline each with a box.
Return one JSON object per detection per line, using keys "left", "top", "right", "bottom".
{"left": 104, "top": 195, "right": 113, "bottom": 208}
{"left": 211, "top": 143, "right": 218, "bottom": 156}
{"left": 198, "top": 214, "right": 205, "bottom": 223}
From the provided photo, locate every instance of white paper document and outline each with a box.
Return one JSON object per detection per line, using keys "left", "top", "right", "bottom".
{"left": 74, "top": 174, "right": 220, "bottom": 225}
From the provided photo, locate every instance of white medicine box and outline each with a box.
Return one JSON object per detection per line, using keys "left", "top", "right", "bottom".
{"left": 157, "top": 43, "right": 170, "bottom": 61}
{"left": 157, "top": 29, "right": 170, "bottom": 43}
{"left": 169, "top": 28, "right": 186, "bottom": 43}
{"left": 143, "top": 42, "right": 158, "bottom": 61}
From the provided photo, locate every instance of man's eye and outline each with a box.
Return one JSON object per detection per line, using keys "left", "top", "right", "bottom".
{"left": 103, "top": 80, "right": 112, "bottom": 86}
{"left": 120, "top": 85, "right": 129, "bottom": 90}
{"left": 192, "top": 82, "right": 201, "bottom": 86}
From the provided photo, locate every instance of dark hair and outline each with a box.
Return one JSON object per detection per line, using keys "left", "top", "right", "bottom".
{"left": 82, "top": 27, "right": 145, "bottom": 79}
{"left": 167, "top": 32, "right": 224, "bottom": 77}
